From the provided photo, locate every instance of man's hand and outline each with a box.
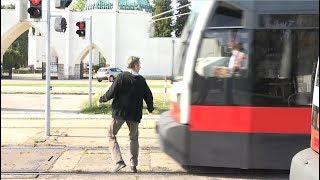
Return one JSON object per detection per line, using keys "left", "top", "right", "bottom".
{"left": 147, "top": 107, "right": 154, "bottom": 114}
{"left": 99, "top": 97, "right": 104, "bottom": 103}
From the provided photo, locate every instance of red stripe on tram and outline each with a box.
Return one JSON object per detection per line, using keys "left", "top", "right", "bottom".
{"left": 189, "top": 106, "right": 311, "bottom": 134}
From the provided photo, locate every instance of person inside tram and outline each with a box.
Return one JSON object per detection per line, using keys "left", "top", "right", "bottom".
{"left": 221, "top": 37, "right": 249, "bottom": 104}
{"left": 228, "top": 41, "right": 248, "bottom": 77}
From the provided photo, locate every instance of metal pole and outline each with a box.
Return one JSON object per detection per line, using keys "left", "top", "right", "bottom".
{"left": 88, "top": 16, "right": 93, "bottom": 108}
{"left": 45, "top": 0, "right": 51, "bottom": 136}
{"left": 171, "top": 38, "right": 175, "bottom": 84}
{"left": 112, "top": 0, "right": 118, "bottom": 67}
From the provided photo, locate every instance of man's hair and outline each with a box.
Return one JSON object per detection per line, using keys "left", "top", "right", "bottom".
{"left": 127, "top": 56, "right": 140, "bottom": 69}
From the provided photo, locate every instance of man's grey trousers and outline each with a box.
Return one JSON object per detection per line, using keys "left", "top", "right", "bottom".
{"left": 108, "top": 119, "right": 139, "bottom": 166}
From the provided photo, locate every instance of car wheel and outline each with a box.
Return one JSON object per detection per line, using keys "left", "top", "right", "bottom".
{"left": 109, "top": 76, "right": 114, "bottom": 82}
{"left": 98, "top": 79, "right": 102, "bottom": 82}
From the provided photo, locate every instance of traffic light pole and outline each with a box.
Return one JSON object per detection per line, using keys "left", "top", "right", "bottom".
{"left": 45, "top": 1, "right": 63, "bottom": 136}
{"left": 89, "top": 16, "right": 93, "bottom": 108}
{"left": 45, "top": 0, "right": 51, "bottom": 136}
{"left": 84, "top": 16, "right": 93, "bottom": 108}
{"left": 171, "top": 38, "right": 175, "bottom": 84}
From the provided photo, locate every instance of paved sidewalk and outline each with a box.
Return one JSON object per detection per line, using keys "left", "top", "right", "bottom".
{"left": 1, "top": 115, "right": 184, "bottom": 174}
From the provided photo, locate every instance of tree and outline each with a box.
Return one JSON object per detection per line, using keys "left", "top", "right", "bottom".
{"left": 72, "top": 0, "right": 87, "bottom": 11}
{"left": 174, "top": 0, "right": 191, "bottom": 37}
{"left": 10, "top": 31, "right": 28, "bottom": 68}
{"left": 152, "top": 0, "right": 174, "bottom": 37}
{"left": 1, "top": 4, "right": 15, "bottom": 9}
{"left": 3, "top": 48, "right": 22, "bottom": 77}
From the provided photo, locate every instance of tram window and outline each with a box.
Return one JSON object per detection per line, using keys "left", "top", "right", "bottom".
{"left": 252, "top": 29, "right": 319, "bottom": 106}
{"left": 173, "top": 3, "right": 202, "bottom": 81}
{"left": 192, "top": 29, "right": 250, "bottom": 105}
{"left": 192, "top": 28, "right": 318, "bottom": 106}
{"left": 260, "top": 14, "right": 319, "bottom": 28}
{"left": 207, "top": 2, "right": 243, "bottom": 27}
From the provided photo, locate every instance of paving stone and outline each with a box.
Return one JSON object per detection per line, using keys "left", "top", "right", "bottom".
{"left": 1, "top": 129, "right": 42, "bottom": 146}
{"left": 49, "top": 150, "right": 85, "bottom": 172}
{"left": 66, "top": 128, "right": 107, "bottom": 137}
{"left": 74, "top": 153, "right": 110, "bottom": 172}
{"left": 1, "top": 148, "right": 64, "bottom": 172}
{"left": 150, "top": 152, "right": 185, "bottom": 172}
{"left": 0, "top": 118, "right": 183, "bottom": 174}
{"left": 85, "top": 149, "right": 108, "bottom": 154}
{"left": 45, "top": 137, "right": 107, "bottom": 147}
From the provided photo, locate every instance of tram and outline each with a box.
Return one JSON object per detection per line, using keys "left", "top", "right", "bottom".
{"left": 156, "top": 0, "right": 319, "bottom": 170}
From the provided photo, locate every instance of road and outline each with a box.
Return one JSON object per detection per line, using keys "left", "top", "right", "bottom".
{"left": 1, "top": 93, "right": 87, "bottom": 113}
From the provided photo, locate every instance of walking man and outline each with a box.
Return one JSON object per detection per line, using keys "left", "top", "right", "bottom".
{"left": 99, "top": 56, "right": 154, "bottom": 173}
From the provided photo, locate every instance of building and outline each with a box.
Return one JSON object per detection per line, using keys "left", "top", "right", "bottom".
{"left": 1, "top": 0, "right": 179, "bottom": 79}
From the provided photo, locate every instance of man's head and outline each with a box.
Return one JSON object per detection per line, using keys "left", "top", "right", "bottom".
{"left": 127, "top": 56, "right": 141, "bottom": 72}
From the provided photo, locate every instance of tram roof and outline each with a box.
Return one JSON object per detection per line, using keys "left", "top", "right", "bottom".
{"left": 226, "top": 0, "right": 319, "bottom": 13}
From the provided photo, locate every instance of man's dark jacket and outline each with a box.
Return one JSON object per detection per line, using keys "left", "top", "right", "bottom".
{"left": 99, "top": 71, "right": 154, "bottom": 123}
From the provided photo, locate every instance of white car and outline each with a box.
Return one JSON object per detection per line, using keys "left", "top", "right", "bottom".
{"left": 96, "top": 67, "right": 123, "bottom": 82}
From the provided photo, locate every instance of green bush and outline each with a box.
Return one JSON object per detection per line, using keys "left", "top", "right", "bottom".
{"left": 81, "top": 93, "right": 170, "bottom": 115}
{"left": 92, "top": 65, "right": 101, "bottom": 73}
{"left": 3, "top": 49, "right": 22, "bottom": 70}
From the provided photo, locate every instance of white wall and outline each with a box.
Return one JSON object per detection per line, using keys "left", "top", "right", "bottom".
{"left": 1, "top": 9, "right": 17, "bottom": 37}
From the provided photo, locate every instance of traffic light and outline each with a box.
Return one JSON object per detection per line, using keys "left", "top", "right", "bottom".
{"left": 54, "top": 17, "right": 67, "bottom": 32}
{"left": 55, "top": 0, "right": 73, "bottom": 9}
{"left": 27, "top": 0, "right": 42, "bottom": 18}
{"left": 76, "top": 21, "right": 86, "bottom": 38}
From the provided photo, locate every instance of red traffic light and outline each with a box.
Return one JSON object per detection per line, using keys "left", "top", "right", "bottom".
{"left": 76, "top": 21, "right": 86, "bottom": 37}
{"left": 28, "top": 0, "right": 42, "bottom": 18}
{"left": 76, "top": 22, "right": 85, "bottom": 29}
{"left": 29, "top": 0, "right": 42, "bottom": 6}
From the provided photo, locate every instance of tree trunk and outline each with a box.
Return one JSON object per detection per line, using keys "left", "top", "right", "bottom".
{"left": 9, "top": 67, "right": 13, "bottom": 79}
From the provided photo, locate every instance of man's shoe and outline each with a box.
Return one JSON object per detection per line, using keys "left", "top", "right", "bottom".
{"left": 131, "top": 166, "right": 137, "bottom": 173}
{"left": 112, "top": 161, "right": 126, "bottom": 172}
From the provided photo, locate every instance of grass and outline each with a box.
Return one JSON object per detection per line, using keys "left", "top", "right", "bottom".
{"left": 1, "top": 80, "right": 171, "bottom": 95}
{"left": 80, "top": 93, "right": 170, "bottom": 115}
